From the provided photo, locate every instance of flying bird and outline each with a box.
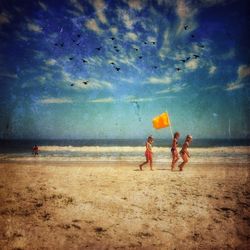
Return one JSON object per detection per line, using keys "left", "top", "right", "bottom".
{"left": 133, "top": 48, "right": 139, "bottom": 51}
{"left": 82, "top": 59, "right": 88, "bottom": 63}
{"left": 198, "top": 44, "right": 205, "bottom": 48}
{"left": 77, "top": 34, "right": 81, "bottom": 38}
{"left": 191, "top": 34, "right": 195, "bottom": 38}
{"left": 116, "top": 49, "right": 120, "bottom": 52}
{"left": 69, "top": 57, "right": 74, "bottom": 60}
{"left": 110, "top": 37, "right": 115, "bottom": 40}
{"left": 60, "top": 43, "right": 64, "bottom": 47}
{"left": 186, "top": 56, "right": 191, "bottom": 61}
{"left": 152, "top": 66, "right": 158, "bottom": 69}
{"left": 184, "top": 25, "right": 189, "bottom": 30}
{"left": 76, "top": 42, "right": 80, "bottom": 46}
{"left": 115, "top": 67, "right": 120, "bottom": 71}
{"left": 144, "top": 42, "right": 147, "bottom": 44}
{"left": 138, "top": 56, "right": 143, "bottom": 59}
{"left": 176, "top": 67, "right": 181, "bottom": 71}
{"left": 113, "top": 46, "right": 118, "bottom": 49}
{"left": 82, "top": 81, "right": 88, "bottom": 85}
{"left": 193, "top": 54, "right": 200, "bottom": 59}
{"left": 95, "top": 47, "right": 102, "bottom": 51}
{"left": 151, "top": 41, "right": 156, "bottom": 45}
{"left": 72, "top": 39, "right": 76, "bottom": 43}
{"left": 70, "top": 83, "right": 74, "bottom": 86}
{"left": 180, "top": 59, "right": 186, "bottom": 63}
{"left": 110, "top": 62, "right": 115, "bottom": 65}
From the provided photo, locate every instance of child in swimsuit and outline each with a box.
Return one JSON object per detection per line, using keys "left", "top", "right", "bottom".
{"left": 139, "top": 136, "right": 154, "bottom": 171}
{"left": 178, "top": 135, "right": 192, "bottom": 171}
{"left": 171, "top": 132, "right": 180, "bottom": 171}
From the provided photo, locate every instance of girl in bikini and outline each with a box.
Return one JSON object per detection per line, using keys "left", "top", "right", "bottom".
{"left": 139, "top": 136, "right": 154, "bottom": 171}
{"left": 170, "top": 132, "right": 180, "bottom": 171}
{"left": 178, "top": 135, "right": 192, "bottom": 171}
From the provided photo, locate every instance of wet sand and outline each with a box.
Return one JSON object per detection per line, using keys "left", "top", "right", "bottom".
{"left": 0, "top": 161, "right": 249, "bottom": 249}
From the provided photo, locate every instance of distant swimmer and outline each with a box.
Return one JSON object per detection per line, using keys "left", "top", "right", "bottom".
{"left": 178, "top": 135, "right": 192, "bottom": 171}
{"left": 32, "top": 145, "right": 39, "bottom": 156}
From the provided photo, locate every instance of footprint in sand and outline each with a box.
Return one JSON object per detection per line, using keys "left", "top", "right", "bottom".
{"left": 71, "top": 224, "right": 81, "bottom": 229}
{"left": 94, "top": 227, "right": 107, "bottom": 233}
{"left": 72, "top": 219, "right": 81, "bottom": 223}
{"left": 41, "top": 212, "right": 51, "bottom": 221}
{"left": 136, "top": 232, "right": 153, "bottom": 238}
{"left": 58, "top": 224, "right": 71, "bottom": 230}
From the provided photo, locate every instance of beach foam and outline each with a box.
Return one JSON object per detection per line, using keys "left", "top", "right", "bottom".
{"left": 0, "top": 146, "right": 249, "bottom": 164}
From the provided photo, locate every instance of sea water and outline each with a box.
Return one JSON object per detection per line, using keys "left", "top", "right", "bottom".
{"left": 0, "top": 139, "right": 249, "bottom": 164}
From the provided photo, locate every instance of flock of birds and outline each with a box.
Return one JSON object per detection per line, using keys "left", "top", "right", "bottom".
{"left": 53, "top": 24, "right": 205, "bottom": 87}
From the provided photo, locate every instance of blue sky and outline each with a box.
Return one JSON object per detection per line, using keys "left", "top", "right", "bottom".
{"left": 0, "top": 0, "right": 249, "bottom": 139}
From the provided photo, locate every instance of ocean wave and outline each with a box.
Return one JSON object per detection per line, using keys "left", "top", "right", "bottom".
{"left": 38, "top": 146, "right": 250, "bottom": 154}
{"left": 0, "top": 146, "right": 249, "bottom": 164}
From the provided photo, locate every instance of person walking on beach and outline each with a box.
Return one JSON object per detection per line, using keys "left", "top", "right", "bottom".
{"left": 178, "top": 135, "right": 192, "bottom": 171}
{"left": 32, "top": 145, "right": 39, "bottom": 156}
{"left": 171, "top": 132, "right": 180, "bottom": 171}
{"left": 139, "top": 136, "right": 154, "bottom": 171}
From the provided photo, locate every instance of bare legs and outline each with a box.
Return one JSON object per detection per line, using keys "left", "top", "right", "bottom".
{"left": 178, "top": 153, "right": 188, "bottom": 171}
{"left": 171, "top": 151, "right": 179, "bottom": 171}
{"left": 139, "top": 159, "right": 153, "bottom": 171}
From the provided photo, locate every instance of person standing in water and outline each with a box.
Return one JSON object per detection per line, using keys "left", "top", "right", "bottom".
{"left": 32, "top": 145, "right": 39, "bottom": 156}
{"left": 178, "top": 135, "right": 192, "bottom": 171}
{"left": 139, "top": 136, "right": 154, "bottom": 171}
{"left": 170, "top": 132, "right": 180, "bottom": 171}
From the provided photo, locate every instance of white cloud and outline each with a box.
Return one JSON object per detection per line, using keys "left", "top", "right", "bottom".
{"left": 92, "top": 0, "right": 108, "bottom": 24}
{"left": 0, "top": 73, "right": 18, "bottom": 79}
{"left": 27, "top": 22, "right": 43, "bottom": 33}
{"left": 221, "top": 48, "right": 235, "bottom": 60}
{"left": 147, "top": 75, "right": 172, "bottom": 84}
{"left": 110, "top": 26, "right": 118, "bottom": 34}
{"left": 156, "top": 84, "right": 187, "bottom": 94}
{"left": 175, "top": 0, "right": 197, "bottom": 35}
{"left": 225, "top": 64, "right": 250, "bottom": 91}
{"left": 70, "top": 0, "right": 84, "bottom": 13}
{"left": 238, "top": 65, "right": 250, "bottom": 79}
{"left": 36, "top": 76, "right": 46, "bottom": 83}
{"left": 88, "top": 97, "right": 114, "bottom": 103}
{"left": 125, "top": 32, "right": 138, "bottom": 41}
{"left": 225, "top": 82, "right": 244, "bottom": 91}
{"left": 85, "top": 19, "right": 102, "bottom": 34}
{"left": 125, "top": 96, "right": 153, "bottom": 103}
{"left": 209, "top": 65, "right": 216, "bottom": 74}
{"left": 186, "top": 59, "right": 198, "bottom": 70}
{"left": 128, "top": 0, "right": 144, "bottom": 10}
{"left": 16, "top": 32, "right": 29, "bottom": 41}
{"left": 62, "top": 71, "right": 113, "bottom": 90}
{"left": 204, "top": 85, "right": 220, "bottom": 90}
{"left": 45, "top": 59, "right": 57, "bottom": 66}
{"left": 0, "top": 12, "right": 11, "bottom": 25}
{"left": 124, "top": 95, "right": 175, "bottom": 103}
{"left": 38, "top": 97, "right": 73, "bottom": 104}
{"left": 120, "top": 10, "right": 134, "bottom": 29}
{"left": 158, "top": 29, "right": 170, "bottom": 60}
{"left": 38, "top": 1, "right": 48, "bottom": 11}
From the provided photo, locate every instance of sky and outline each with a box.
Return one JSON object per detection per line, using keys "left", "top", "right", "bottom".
{"left": 0, "top": 0, "right": 249, "bottom": 140}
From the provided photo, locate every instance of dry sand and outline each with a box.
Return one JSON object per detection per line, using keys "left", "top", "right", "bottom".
{"left": 0, "top": 161, "right": 249, "bottom": 250}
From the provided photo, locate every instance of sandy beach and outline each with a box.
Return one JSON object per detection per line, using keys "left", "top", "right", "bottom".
{"left": 0, "top": 161, "right": 249, "bottom": 250}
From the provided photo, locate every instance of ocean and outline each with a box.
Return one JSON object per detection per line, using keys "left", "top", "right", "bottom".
{"left": 0, "top": 139, "right": 249, "bottom": 164}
